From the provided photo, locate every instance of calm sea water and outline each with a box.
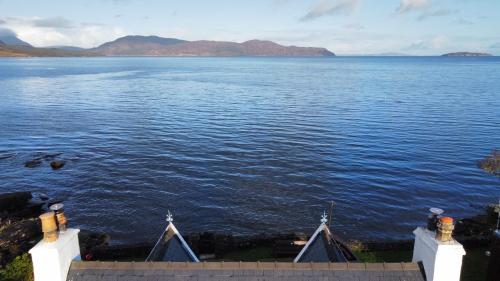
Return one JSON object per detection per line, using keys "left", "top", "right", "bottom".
{"left": 0, "top": 57, "right": 499, "bottom": 243}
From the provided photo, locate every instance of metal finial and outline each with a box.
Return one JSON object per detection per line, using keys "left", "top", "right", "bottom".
{"left": 166, "top": 210, "right": 173, "bottom": 223}
{"left": 320, "top": 211, "right": 328, "bottom": 224}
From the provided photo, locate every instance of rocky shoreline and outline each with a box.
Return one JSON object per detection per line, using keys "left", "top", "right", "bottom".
{"left": 1, "top": 191, "right": 498, "bottom": 266}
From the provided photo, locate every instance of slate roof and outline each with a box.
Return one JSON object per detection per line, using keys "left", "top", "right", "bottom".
{"left": 146, "top": 221, "right": 199, "bottom": 262}
{"left": 294, "top": 220, "right": 356, "bottom": 263}
{"left": 67, "top": 261, "right": 426, "bottom": 281}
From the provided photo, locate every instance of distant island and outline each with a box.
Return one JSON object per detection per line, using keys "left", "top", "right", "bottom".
{"left": 441, "top": 52, "right": 493, "bottom": 57}
{"left": 0, "top": 35, "right": 335, "bottom": 57}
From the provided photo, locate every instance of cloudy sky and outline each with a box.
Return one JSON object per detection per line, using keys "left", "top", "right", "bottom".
{"left": 0, "top": 0, "right": 499, "bottom": 55}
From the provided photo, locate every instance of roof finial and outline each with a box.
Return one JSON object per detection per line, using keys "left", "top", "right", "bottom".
{"left": 320, "top": 211, "right": 328, "bottom": 224}
{"left": 166, "top": 210, "right": 173, "bottom": 223}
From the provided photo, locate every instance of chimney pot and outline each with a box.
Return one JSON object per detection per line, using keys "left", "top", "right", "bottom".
{"left": 56, "top": 212, "right": 67, "bottom": 232}
{"left": 436, "top": 217, "right": 454, "bottom": 242}
{"left": 50, "top": 203, "right": 67, "bottom": 231}
{"left": 39, "top": 212, "right": 58, "bottom": 242}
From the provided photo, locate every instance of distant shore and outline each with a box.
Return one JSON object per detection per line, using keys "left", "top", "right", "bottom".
{"left": 441, "top": 52, "right": 493, "bottom": 57}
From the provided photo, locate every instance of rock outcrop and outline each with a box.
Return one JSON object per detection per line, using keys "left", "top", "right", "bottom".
{"left": 0, "top": 192, "right": 43, "bottom": 267}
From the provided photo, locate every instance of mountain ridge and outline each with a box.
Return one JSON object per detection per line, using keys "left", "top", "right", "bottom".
{"left": 92, "top": 35, "right": 335, "bottom": 57}
{"left": 0, "top": 34, "right": 335, "bottom": 57}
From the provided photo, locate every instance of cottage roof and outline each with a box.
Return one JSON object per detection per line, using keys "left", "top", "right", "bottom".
{"left": 145, "top": 212, "right": 199, "bottom": 262}
{"left": 67, "top": 261, "right": 426, "bottom": 281}
{"left": 294, "top": 212, "right": 353, "bottom": 263}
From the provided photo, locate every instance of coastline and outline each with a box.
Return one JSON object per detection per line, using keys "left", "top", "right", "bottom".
{"left": 1, "top": 191, "right": 496, "bottom": 264}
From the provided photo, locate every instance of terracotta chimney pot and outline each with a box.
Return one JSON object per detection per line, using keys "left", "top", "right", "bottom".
{"left": 39, "top": 212, "right": 58, "bottom": 242}
{"left": 436, "top": 217, "right": 454, "bottom": 242}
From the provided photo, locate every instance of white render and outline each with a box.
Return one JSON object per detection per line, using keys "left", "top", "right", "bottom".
{"left": 29, "top": 229, "right": 81, "bottom": 281}
{"left": 412, "top": 227, "right": 466, "bottom": 281}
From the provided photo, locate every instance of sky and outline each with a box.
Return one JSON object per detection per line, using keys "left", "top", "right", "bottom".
{"left": 0, "top": 0, "right": 499, "bottom": 55}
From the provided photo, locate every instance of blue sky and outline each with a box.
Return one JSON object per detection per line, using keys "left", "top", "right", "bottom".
{"left": 0, "top": 0, "right": 499, "bottom": 55}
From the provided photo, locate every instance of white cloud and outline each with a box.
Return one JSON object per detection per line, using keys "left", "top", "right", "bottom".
{"left": 396, "top": 0, "right": 429, "bottom": 13}
{"left": 0, "top": 17, "right": 126, "bottom": 48}
{"left": 32, "top": 17, "right": 75, "bottom": 28}
{"left": 300, "top": 0, "right": 359, "bottom": 22}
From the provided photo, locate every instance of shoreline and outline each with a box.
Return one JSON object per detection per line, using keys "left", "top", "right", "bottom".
{"left": 1, "top": 191, "right": 497, "bottom": 265}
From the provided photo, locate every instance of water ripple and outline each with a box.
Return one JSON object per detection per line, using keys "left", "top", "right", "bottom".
{"left": 0, "top": 57, "right": 499, "bottom": 243}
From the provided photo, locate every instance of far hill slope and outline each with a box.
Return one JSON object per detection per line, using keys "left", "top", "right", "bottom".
{"left": 0, "top": 44, "right": 30, "bottom": 57}
{"left": 0, "top": 44, "right": 96, "bottom": 57}
{"left": 93, "top": 35, "right": 335, "bottom": 57}
{"left": 94, "top": 35, "right": 188, "bottom": 56}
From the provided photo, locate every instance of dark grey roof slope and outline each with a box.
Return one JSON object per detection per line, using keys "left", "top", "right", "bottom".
{"left": 146, "top": 220, "right": 199, "bottom": 262}
{"left": 67, "top": 261, "right": 426, "bottom": 281}
{"left": 296, "top": 228, "right": 346, "bottom": 262}
{"left": 294, "top": 218, "right": 356, "bottom": 263}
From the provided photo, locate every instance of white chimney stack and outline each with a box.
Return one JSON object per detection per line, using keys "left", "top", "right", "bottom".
{"left": 412, "top": 224, "right": 466, "bottom": 281}
{"left": 29, "top": 228, "right": 81, "bottom": 281}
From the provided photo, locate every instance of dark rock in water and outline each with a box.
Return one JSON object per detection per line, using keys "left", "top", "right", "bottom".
{"left": 0, "top": 193, "right": 43, "bottom": 223}
{"left": 0, "top": 192, "right": 32, "bottom": 213}
{"left": 478, "top": 150, "right": 500, "bottom": 176}
{"left": 24, "top": 158, "right": 42, "bottom": 168}
{"left": 50, "top": 160, "right": 66, "bottom": 170}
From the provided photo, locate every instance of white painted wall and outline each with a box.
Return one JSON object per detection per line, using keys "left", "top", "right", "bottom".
{"left": 412, "top": 227, "right": 466, "bottom": 281}
{"left": 29, "top": 229, "right": 81, "bottom": 281}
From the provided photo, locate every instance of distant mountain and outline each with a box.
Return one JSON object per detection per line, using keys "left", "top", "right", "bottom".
{"left": 93, "top": 35, "right": 188, "bottom": 56}
{"left": 0, "top": 34, "right": 335, "bottom": 57}
{"left": 0, "top": 44, "right": 30, "bottom": 57}
{"left": 0, "top": 35, "right": 32, "bottom": 47}
{"left": 442, "top": 52, "right": 493, "bottom": 57}
{"left": 93, "top": 35, "right": 335, "bottom": 57}
{"left": 0, "top": 44, "right": 96, "bottom": 57}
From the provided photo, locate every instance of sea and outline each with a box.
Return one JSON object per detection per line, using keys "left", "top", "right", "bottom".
{"left": 0, "top": 56, "right": 499, "bottom": 243}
